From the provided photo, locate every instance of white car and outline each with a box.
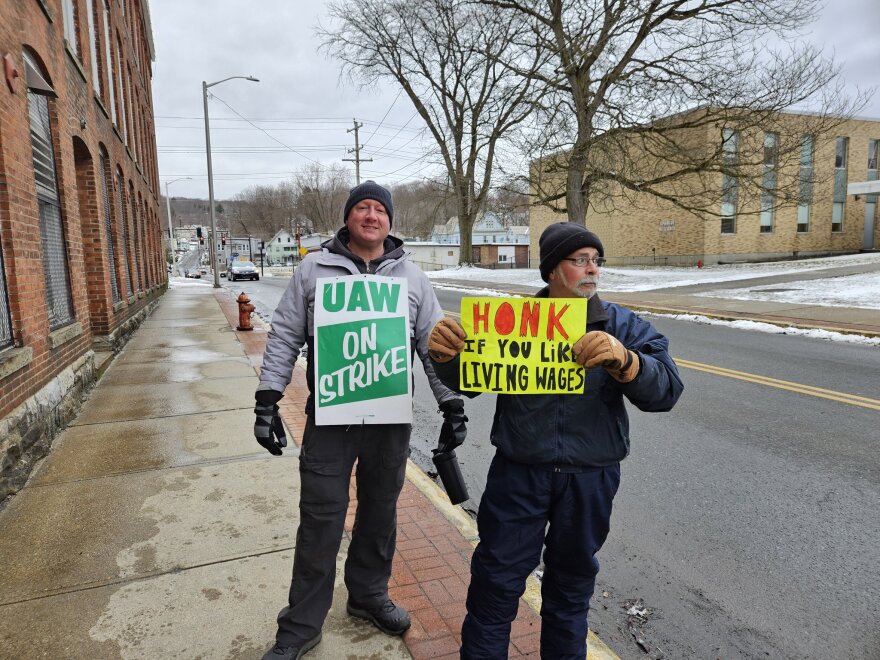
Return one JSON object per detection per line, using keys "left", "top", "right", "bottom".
{"left": 227, "top": 260, "right": 259, "bottom": 282}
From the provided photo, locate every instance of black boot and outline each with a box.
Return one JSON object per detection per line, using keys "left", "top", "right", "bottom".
{"left": 261, "top": 631, "right": 322, "bottom": 660}
{"left": 347, "top": 598, "right": 411, "bottom": 635}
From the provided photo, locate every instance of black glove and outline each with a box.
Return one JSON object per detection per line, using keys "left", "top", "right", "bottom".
{"left": 254, "top": 389, "right": 287, "bottom": 456}
{"left": 435, "top": 398, "right": 468, "bottom": 455}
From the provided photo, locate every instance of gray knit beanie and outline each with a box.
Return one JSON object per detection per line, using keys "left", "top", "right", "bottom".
{"left": 538, "top": 222, "right": 604, "bottom": 282}
{"left": 343, "top": 180, "right": 394, "bottom": 226}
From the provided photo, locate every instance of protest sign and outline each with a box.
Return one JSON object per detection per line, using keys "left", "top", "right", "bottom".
{"left": 459, "top": 297, "right": 587, "bottom": 394}
{"left": 314, "top": 275, "right": 411, "bottom": 424}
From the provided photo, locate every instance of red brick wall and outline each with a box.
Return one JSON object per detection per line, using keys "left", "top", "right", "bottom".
{"left": 0, "top": 0, "right": 164, "bottom": 420}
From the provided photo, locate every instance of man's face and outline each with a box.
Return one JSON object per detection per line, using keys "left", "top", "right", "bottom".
{"left": 346, "top": 199, "right": 390, "bottom": 252}
{"left": 548, "top": 247, "right": 601, "bottom": 299}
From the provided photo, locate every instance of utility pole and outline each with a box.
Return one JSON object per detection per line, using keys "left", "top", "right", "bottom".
{"left": 343, "top": 119, "right": 372, "bottom": 184}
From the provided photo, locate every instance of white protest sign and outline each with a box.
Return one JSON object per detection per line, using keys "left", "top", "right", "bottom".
{"left": 314, "top": 275, "right": 412, "bottom": 425}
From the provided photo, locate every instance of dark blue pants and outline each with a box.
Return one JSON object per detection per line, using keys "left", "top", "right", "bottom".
{"left": 461, "top": 453, "right": 621, "bottom": 659}
{"left": 275, "top": 417, "right": 410, "bottom": 647}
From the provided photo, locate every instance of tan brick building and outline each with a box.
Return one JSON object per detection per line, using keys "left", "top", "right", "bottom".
{"left": 530, "top": 112, "right": 880, "bottom": 266}
{"left": 0, "top": 0, "right": 164, "bottom": 501}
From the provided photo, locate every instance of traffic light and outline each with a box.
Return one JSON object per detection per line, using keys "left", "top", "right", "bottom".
{"left": 196, "top": 227, "right": 203, "bottom": 238}
{"left": 221, "top": 237, "right": 226, "bottom": 248}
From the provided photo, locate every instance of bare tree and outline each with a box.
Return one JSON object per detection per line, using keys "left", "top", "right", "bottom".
{"left": 291, "top": 163, "right": 352, "bottom": 234}
{"left": 320, "top": 0, "right": 544, "bottom": 264}
{"left": 233, "top": 184, "right": 290, "bottom": 239}
{"left": 390, "top": 180, "right": 458, "bottom": 239}
{"left": 480, "top": 0, "right": 869, "bottom": 224}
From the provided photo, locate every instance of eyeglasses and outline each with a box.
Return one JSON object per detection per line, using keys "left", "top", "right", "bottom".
{"left": 561, "top": 256, "right": 606, "bottom": 268}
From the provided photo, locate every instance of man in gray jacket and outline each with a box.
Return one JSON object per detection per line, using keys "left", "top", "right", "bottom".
{"left": 256, "top": 181, "right": 465, "bottom": 660}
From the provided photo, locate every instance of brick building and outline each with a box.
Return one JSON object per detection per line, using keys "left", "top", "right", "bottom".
{"left": 530, "top": 111, "right": 880, "bottom": 266}
{"left": 0, "top": 0, "right": 164, "bottom": 501}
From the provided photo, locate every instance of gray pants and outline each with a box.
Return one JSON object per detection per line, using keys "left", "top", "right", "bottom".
{"left": 275, "top": 417, "right": 411, "bottom": 646}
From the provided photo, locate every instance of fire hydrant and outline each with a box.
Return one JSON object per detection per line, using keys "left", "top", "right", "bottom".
{"left": 237, "top": 292, "right": 255, "bottom": 331}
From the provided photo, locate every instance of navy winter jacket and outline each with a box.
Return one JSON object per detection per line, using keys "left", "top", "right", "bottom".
{"left": 433, "top": 289, "right": 684, "bottom": 468}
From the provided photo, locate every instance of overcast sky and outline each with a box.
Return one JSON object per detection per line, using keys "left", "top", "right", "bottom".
{"left": 149, "top": 0, "right": 880, "bottom": 201}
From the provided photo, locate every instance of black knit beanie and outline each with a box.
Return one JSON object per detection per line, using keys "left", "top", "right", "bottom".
{"left": 538, "top": 222, "right": 604, "bottom": 282}
{"left": 343, "top": 180, "right": 394, "bottom": 226}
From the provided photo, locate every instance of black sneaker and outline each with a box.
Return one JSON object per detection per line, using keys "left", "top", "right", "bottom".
{"left": 261, "top": 631, "right": 322, "bottom": 660}
{"left": 347, "top": 598, "right": 411, "bottom": 635}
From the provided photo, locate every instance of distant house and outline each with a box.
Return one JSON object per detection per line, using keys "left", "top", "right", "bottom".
{"left": 266, "top": 229, "right": 298, "bottom": 265}
{"left": 404, "top": 243, "right": 460, "bottom": 271}
{"left": 300, "top": 232, "right": 334, "bottom": 254}
{"left": 430, "top": 213, "right": 530, "bottom": 267}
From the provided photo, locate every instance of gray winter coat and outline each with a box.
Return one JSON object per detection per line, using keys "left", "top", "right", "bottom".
{"left": 258, "top": 229, "right": 458, "bottom": 415}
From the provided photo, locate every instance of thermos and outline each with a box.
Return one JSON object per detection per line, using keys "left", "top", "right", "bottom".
{"left": 432, "top": 449, "right": 469, "bottom": 505}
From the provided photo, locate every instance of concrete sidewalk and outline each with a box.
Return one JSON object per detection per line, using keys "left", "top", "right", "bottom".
{"left": 0, "top": 283, "right": 620, "bottom": 660}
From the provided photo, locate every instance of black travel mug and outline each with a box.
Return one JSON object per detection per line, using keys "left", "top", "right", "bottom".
{"left": 432, "top": 449, "right": 469, "bottom": 505}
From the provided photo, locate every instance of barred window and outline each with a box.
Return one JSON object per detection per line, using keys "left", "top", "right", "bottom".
{"left": 117, "top": 169, "right": 134, "bottom": 296}
{"left": 0, "top": 234, "right": 12, "bottom": 350}
{"left": 99, "top": 152, "right": 120, "bottom": 303}
{"left": 128, "top": 182, "right": 141, "bottom": 291}
{"left": 26, "top": 53, "right": 75, "bottom": 330}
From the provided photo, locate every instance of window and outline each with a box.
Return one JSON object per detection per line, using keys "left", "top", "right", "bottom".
{"left": 116, "top": 169, "right": 133, "bottom": 296}
{"left": 26, "top": 53, "right": 75, "bottom": 330}
{"left": 103, "top": 1, "right": 116, "bottom": 124}
{"left": 86, "top": 0, "right": 101, "bottom": 96}
{"left": 832, "top": 137, "right": 848, "bottom": 232}
{"left": 117, "top": 35, "right": 127, "bottom": 144}
{"left": 62, "top": 0, "right": 80, "bottom": 57}
{"left": 760, "top": 132, "right": 778, "bottom": 233}
{"left": 129, "top": 182, "right": 141, "bottom": 290}
{"left": 867, "top": 139, "right": 878, "bottom": 204}
{"left": 720, "top": 128, "right": 739, "bottom": 234}
{"left": 0, "top": 233, "right": 12, "bottom": 349}
{"left": 99, "top": 152, "right": 120, "bottom": 303}
{"left": 797, "top": 136, "right": 813, "bottom": 232}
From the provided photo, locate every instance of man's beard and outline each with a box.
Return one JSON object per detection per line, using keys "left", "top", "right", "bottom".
{"left": 564, "top": 275, "right": 598, "bottom": 299}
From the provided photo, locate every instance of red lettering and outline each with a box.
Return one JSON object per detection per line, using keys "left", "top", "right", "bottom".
{"left": 519, "top": 301, "right": 540, "bottom": 337}
{"left": 546, "top": 303, "right": 570, "bottom": 340}
{"left": 494, "top": 302, "right": 515, "bottom": 335}
{"left": 473, "top": 302, "right": 490, "bottom": 334}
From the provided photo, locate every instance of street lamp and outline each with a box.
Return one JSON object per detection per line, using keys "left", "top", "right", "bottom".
{"left": 164, "top": 176, "right": 192, "bottom": 241}
{"left": 203, "top": 75, "right": 259, "bottom": 287}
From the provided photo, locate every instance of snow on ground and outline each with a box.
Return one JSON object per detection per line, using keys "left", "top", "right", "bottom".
{"left": 425, "top": 252, "right": 880, "bottom": 309}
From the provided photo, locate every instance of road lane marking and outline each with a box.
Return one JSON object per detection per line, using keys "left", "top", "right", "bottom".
{"left": 675, "top": 359, "right": 880, "bottom": 411}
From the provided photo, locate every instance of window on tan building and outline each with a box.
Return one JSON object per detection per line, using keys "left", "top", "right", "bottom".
{"left": 797, "top": 135, "right": 813, "bottom": 232}
{"left": 832, "top": 137, "right": 848, "bottom": 232}
{"left": 760, "top": 132, "right": 778, "bottom": 233}
{"left": 867, "top": 139, "right": 879, "bottom": 205}
{"left": 720, "top": 128, "right": 739, "bottom": 234}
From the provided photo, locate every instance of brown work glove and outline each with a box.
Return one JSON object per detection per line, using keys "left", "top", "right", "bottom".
{"left": 572, "top": 331, "right": 640, "bottom": 383}
{"left": 428, "top": 317, "right": 467, "bottom": 363}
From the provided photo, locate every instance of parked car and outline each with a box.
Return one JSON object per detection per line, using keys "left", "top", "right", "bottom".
{"left": 227, "top": 260, "right": 259, "bottom": 282}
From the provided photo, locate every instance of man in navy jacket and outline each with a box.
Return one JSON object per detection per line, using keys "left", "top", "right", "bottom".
{"left": 427, "top": 222, "right": 684, "bottom": 659}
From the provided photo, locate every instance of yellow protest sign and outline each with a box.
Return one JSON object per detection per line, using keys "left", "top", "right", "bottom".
{"left": 459, "top": 297, "right": 587, "bottom": 394}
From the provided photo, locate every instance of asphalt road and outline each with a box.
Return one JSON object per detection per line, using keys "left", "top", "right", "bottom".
{"left": 222, "top": 274, "right": 880, "bottom": 659}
